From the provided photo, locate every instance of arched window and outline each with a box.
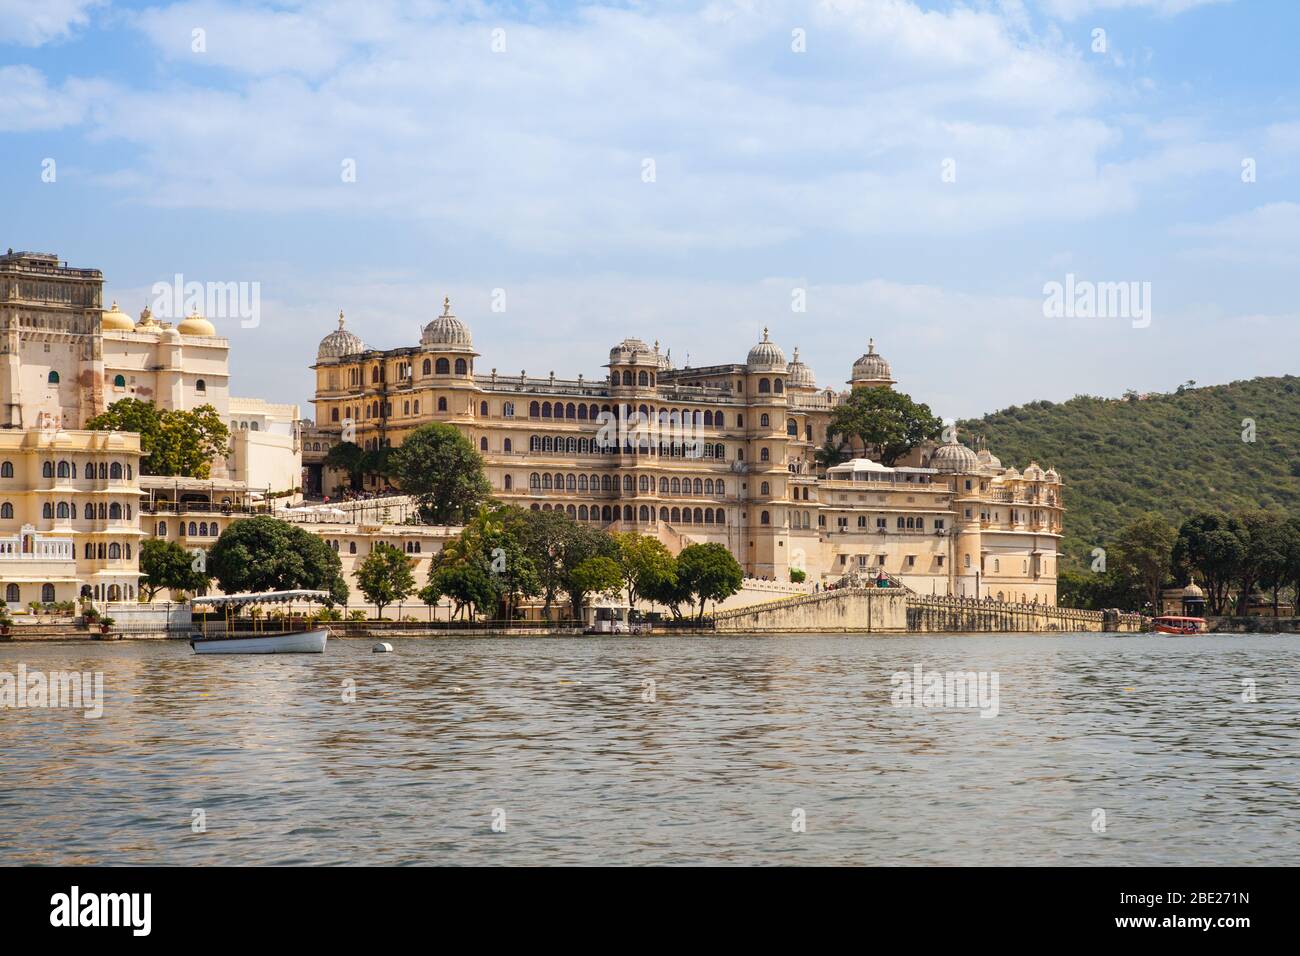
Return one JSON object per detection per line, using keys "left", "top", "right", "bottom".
{"left": 761, "top": 511, "right": 771, "bottom": 525}
{"left": 480, "top": 401, "right": 489, "bottom": 416}
{"left": 760, "top": 414, "right": 770, "bottom": 428}
{"left": 196, "top": 379, "right": 206, "bottom": 392}
{"left": 529, "top": 401, "right": 540, "bottom": 417}
{"left": 5, "top": 583, "right": 18, "bottom": 603}
{"left": 504, "top": 475, "right": 513, "bottom": 490}
{"left": 157, "top": 521, "right": 167, "bottom": 536}
{"left": 109, "top": 502, "right": 122, "bottom": 520}
{"left": 480, "top": 437, "right": 488, "bottom": 451}
{"left": 455, "top": 358, "right": 467, "bottom": 375}
{"left": 760, "top": 448, "right": 770, "bottom": 462}
{"left": 0, "top": 461, "right": 10, "bottom": 478}
{"left": 48, "top": 371, "right": 60, "bottom": 384}
{"left": 113, "top": 374, "right": 126, "bottom": 388}
{"left": 530, "top": 473, "right": 541, "bottom": 491}
{"left": 774, "top": 379, "right": 784, "bottom": 393}
{"left": 758, "top": 378, "right": 770, "bottom": 393}
{"left": 422, "top": 359, "right": 431, "bottom": 375}
{"left": 56, "top": 502, "right": 70, "bottom": 518}
{"left": 638, "top": 371, "right": 649, "bottom": 386}
{"left": 503, "top": 438, "right": 512, "bottom": 453}
{"left": 41, "top": 583, "right": 55, "bottom": 603}
{"left": 622, "top": 370, "right": 634, "bottom": 385}
{"left": 0, "top": 503, "right": 10, "bottom": 519}
{"left": 42, "top": 503, "right": 53, "bottom": 519}
{"left": 110, "top": 462, "right": 123, "bottom": 479}
{"left": 42, "top": 461, "right": 53, "bottom": 478}
{"left": 787, "top": 418, "right": 797, "bottom": 436}
{"left": 761, "top": 481, "right": 770, "bottom": 495}
{"left": 109, "top": 543, "right": 122, "bottom": 559}
{"left": 437, "top": 397, "right": 448, "bottom": 412}
{"left": 436, "top": 358, "right": 450, "bottom": 374}
{"left": 349, "top": 542, "right": 357, "bottom": 554}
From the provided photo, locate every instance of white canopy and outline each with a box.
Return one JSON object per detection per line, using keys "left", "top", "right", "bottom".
{"left": 193, "top": 590, "right": 332, "bottom": 609}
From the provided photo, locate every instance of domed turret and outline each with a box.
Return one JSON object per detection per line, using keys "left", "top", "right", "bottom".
{"left": 608, "top": 336, "right": 653, "bottom": 366}
{"left": 101, "top": 301, "right": 134, "bottom": 332}
{"left": 976, "top": 447, "right": 1003, "bottom": 472}
{"left": 317, "top": 310, "right": 364, "bottom": 362}
{"left": 746, "top": 328, "right": 786, "bottom": 370}
{"left": 176, "top": 309, "right": 216, "bottom": 336}
{"left": 1044, "top": 466, "right": 1060, "bottom": 483}
{"left": 136, "top": 305, "right": 159, "bottom": 329}
{"left": 849, "top": 339, "right": 894, "bottom": 387}
{"left": 786, "top": 347, "right": 816, "bottom": 388}
{"left": 421, "top": 297, "right": 473, "bottom": 351}
{"left": 929, "top": 428, "right": 980, "bottom": 474}
{"left": 1023, "top": 462, "right": 1046, "bottom": 482}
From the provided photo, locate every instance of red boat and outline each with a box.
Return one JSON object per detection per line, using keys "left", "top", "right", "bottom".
{"left": 1152, "top": 615, "right": 1207, "bottom": 635}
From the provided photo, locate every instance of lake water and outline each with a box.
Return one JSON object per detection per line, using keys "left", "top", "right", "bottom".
{"left": 2, "top": 634, "right": 1297, "bottom": 866}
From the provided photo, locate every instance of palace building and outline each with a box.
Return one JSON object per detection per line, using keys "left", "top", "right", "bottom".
{"left": 312, "top": 300, "right": 1065, "bottom": 603}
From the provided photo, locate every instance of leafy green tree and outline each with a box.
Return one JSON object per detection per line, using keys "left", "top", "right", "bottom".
{"left": 1172, "top": 513, "right": 1245, "bottom": 615}
{"left": 1232, "top": 511, "right": 1291, "bottom": 615}
{"left": 568, "top": 556, "right": 623, "bottom": 613}
{"left": 1110, "top": 512, "right": 1177, "bottom": 613}
{"left": 356, "top": 542, "right": 416, "bottom": 617}
{"left": 426, "top": 558, "right": 497, "bottom": 619}
{"left": 388, "top": 423, "right": 491, "bottom": 524}
{"left": 814, "top": 435, "right": 849, "bottom": 471}
{"left": 139, "top": 538, "right": 210, "bottom": 600}
{"left": 433, "top": 505, "right": 540, "bottom": 619}
{"left": 828, "top": 388, "right": 942, "bottom": 466}
{"left": 324, "top": 441, "right": 367, "bottom": 491}
{"left": 208, "top": 516, "right": 348, "bottom": 604}
{"left": 87, "top": 399, "right": 230, "bottom": 478}
{"left": 675, "top": 542, "right": 744, "bottom": 619}
{"left": 611, "top": 532, "right": 676, "bottom": 610}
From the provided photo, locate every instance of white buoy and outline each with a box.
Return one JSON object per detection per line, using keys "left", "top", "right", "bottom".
{"left": 372, "top": 642, "right": 393, "bottom": 653}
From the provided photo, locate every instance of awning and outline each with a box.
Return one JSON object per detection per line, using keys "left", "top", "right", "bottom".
{"left": 192, "top": 590, "right": 332, "bottom": 609}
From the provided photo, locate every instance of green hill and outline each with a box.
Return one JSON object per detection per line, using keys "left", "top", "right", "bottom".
{"left": 958, "top": 375, "right": 1300, "bottom": 568}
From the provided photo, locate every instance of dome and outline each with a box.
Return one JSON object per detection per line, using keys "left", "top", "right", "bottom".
{"left": 746, "top": 327, "right": 786, "bottom": 369}
{"left": 1183, "top": 582, "right": 1205, "bottom": 598}
{"left": 176, "top": 309, "right": 216, "bottom": 336}
{"left": 608, "top": 336, "right": 653, "bottom": 365}
{"left": 1004, "top": 466, "right": 1021, "bottom": 479}
{"left": 317, "top": 310, "right": 364, "bottom": 361}
{"left": 160, "top": 326, "right": 181, "bottom": 343}
{"left": 850, "top": 339, "right": 893, "bottom": 384}
{"left": 101, "top": 301, "right": 134, "bottom": 332}
{"left": 929, "top": 429, "right": 980, "bottom": 474}
{"left": 1044, "top": 466, "right": 1060, "bottom": 482}
{"left": 421, "top": 297, "right": 473, "bottom": 351}
{"left": 976, "top": 448, "right": 1003, "bottom": 471}
{"left": 1023, "top": 462, "right": 1046, "bottom": 481}
{"left": 786, "top": 347, "right": 816, "bottom": 388}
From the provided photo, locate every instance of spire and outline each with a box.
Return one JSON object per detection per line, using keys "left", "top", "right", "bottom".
{"left": 868, "top": 338, "right": 875, "bottom": 354}
{"left": 762, "top": 326, "right": 770, "bottom": 341}
{"left": 338, "top": 309, "right": 346, "bottom": 329}
{"left": 442, "top": 296, "right": 452, "bottom": 316}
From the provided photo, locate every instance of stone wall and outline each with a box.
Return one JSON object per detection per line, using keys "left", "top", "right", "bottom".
{"left": 713, "top": 587, "right": 908, "bottom": 633}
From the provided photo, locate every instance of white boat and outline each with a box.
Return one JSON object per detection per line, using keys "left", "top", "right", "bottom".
{"left": 189, "top": 589, "right": 334, "bottom": 655}
{"left": 191, "top": 628, "right": 328, "bottom": 655}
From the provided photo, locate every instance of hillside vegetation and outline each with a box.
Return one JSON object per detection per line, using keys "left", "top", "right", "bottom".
{"left": 959, "top": 376, "right": 1300, "bottom": 568}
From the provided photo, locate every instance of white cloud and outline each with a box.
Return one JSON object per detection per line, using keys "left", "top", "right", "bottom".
{"left": 1040, "top": 0, "right": 1231, "bottom": 21}
{"left": 0, "top": 66, "right": 105, "bottom": 131}
{"left": 0, "top": 0, "right": 103, "bottom": 46}
{"left": 1175, "top": 202, "right": 1300, "bottom": 266}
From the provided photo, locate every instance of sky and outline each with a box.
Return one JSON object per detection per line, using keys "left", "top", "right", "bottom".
{"left": 2, "top": 0, "right": 1297, "bottom": 421}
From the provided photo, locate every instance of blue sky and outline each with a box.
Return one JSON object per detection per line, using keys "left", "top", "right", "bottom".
{"left": 2, "top": 0, "right": 1298, "bottom": 419}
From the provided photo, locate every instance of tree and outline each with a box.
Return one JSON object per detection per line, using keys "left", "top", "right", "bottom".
{"left": 1231, "top": 511, "right": 1290, "bottom": 615}
{"left": 1109, "top": 513, "right": 1177, "bottom": 613}
{"left": 356, "top": 542, "right": 416, "bottom": 617}
{"left": 139, "top": 538, "right": 210, "bottom": 600}
{"left": 568, "top": 556, "right": 623, "bottom": 613}
{"left": 324, "top": 441, "right": 367, "bottom": 491}
{"left": 87, "top": 399, "right": 229, "bottom": 478}
{"left": 828, "top": 388, "right": 942, "bottom": 466}
{"left": 388, "top": 423, "right": 491, "bottom": 524}
{"left": 507, "top": 508, "right": 617, "bottom": 620}
{"left": 430, "top": 505, "right": 540, "bottom": 619}
{"left": 426, "top": 558, "right": 497, "bottom": 619}
{"left": 1172, "top": 513, "right": 1245, "bottom": 615}
{"left": 208, "top": 516, "right": 348, "bottom": 604}
{"left": 814, "top": 435, "right": 849, "bottom": 471}
{"left": 676, "top": 542, "right": 744, "bottom": 619}
{"left": 611, "top": 532, "right": 676, "bottom": 610}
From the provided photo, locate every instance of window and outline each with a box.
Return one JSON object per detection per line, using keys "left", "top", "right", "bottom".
{"left": 480, "top": 437, "right": 488, "bottom": 451}
{"left": 422, "top": 359, "right": 431, "bottom": 375}
{"left": 760, "top": 414, "right": 770, "bottom": 427}
{"left": 48, "top": 371, "right": 60, "bottom": 384}
{"left": 0, "top": 461, "right": 10, "bottom": 478}
{"left": 455, "top": 358, "right": 467, "bottom": 375}
{"left": 0, "top": 503, "right": 9, "bottom": 518}
{"left": 113, "top": 374, "right": 126, "bottom": 388}
{"left": 503, "top": 401, "right": 514, "bottom": 418}
{"left": 5, "top": 584, "right": 17, "bottom": 603}
{"left": 436, "top": 358, "right": 450, "bottom": 374}
{"left": 438, "top": 397, "right": 448, "bottom": 412}
{"left": 41, "top": 583, "right": 55, "bottom": 603}
{"left": 761, "top": 511, "right": 770, "bottom": 525}
{"left": 196, "top": 379, "right": 206, "bottom": 392}
{"left": 758, "top": 378, "right": 770, "bottom": 393}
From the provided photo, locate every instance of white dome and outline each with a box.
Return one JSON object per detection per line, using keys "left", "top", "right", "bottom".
{"left": 746, "top": 328, "right": 786, "bottom": 369}
{"left": 850, "top": 339, "right": 893, "bottom": 384}
{"left": 421, "top": 297, "right": 473, "bottom": 350}
{"left": 930, "top": 430, "right": 980, "bottom": 474}
{"left": 317, "top": 310, "right": 364, "bottom": 361}
{"left": 786, "top": 347, "right": 816, "bottom": 388}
